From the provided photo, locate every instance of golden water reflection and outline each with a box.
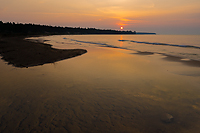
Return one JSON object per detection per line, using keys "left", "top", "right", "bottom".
{"left": 120, "top": 35, "right": 123, "bottom": 47}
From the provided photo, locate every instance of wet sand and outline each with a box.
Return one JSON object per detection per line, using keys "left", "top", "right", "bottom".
{"left": 0, "top": 36, "right": 87, "bottom": 68}
{"left": 0, "top": 36, "right": 200, "bottom": 133}
{"left": 162, "top": 54, "right": 200, "bottom": 67}
{"left": 133, "top": 51, "right": 200, "bottom": 67}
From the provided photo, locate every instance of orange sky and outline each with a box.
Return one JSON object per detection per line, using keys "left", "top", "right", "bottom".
{"left": 0, "top": 0, "right": 200, "bottom": 34}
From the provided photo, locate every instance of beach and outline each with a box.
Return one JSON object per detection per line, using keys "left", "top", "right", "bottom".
{"left": 0, "top": 36, "right": 87, "bottom": 68}
{"left": 0, "top": 35, "right": 200, "bottom": 133}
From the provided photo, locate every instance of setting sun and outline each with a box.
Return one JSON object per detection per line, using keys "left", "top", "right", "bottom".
{"left": 120, "top": 26, "right": 123, "bottom": 30}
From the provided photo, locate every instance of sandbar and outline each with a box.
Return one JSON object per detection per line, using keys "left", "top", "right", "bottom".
{"left": 0, "top": 36, "right": 87, "bottom": 68}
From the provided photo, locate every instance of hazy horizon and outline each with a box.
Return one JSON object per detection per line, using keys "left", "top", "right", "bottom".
{"left": 1, "top": 0, "right": 200, "bottom": 35}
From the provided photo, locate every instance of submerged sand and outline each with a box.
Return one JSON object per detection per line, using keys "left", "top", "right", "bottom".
{"left": 0, "top": 36, "right": 87, "bottom": 68}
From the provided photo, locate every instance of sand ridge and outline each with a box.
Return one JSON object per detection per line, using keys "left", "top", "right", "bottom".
{"left": 0, "top": 36, "right": 87, "bottom": 68}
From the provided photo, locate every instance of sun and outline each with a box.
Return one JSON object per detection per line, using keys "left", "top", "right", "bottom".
{"left": 120, "top": 26, "right": 124, "bottom": 30}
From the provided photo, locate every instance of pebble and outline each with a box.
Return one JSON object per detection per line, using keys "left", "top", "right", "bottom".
{"left": 161, "top": 113, "right": 174, "bottom": 123}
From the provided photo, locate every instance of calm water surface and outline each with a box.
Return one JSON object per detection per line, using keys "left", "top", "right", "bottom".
{"left": 42, "top": 35, "right": 200, "bottom": 61}
{"left": 0, "top": 35, "right": 200, "bottom": 132}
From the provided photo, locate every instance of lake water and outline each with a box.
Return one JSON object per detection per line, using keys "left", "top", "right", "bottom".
{"left": 0, "top": 35, "right": 200, "bottom": 132}
{"left": 40, "top": 35, "right": 200, "bottom": 61}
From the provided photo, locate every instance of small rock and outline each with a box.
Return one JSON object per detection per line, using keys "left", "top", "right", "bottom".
{"left": 161, "top": 113, "right": 174, "bottom": 124}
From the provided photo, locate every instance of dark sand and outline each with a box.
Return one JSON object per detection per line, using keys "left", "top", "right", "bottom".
{"left": 134, "top": 51, "right": 155, "bottom": 55}
{"left": 162, "top": 54, "right": 200, "bottom": 67}
{"left": 133, "top": 51, "right": 200, "bottom": 67}
{"left": 0, "top": 36, "right": 87, "bottom": 68}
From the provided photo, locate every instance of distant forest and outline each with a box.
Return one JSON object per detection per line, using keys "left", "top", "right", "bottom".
{"left": 0, "top": 21, "right": 137, "bottom": 36}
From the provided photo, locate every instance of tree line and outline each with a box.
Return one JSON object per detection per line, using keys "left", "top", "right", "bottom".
{"left": 0, "top": 21, "right": 136, "bottom": 36}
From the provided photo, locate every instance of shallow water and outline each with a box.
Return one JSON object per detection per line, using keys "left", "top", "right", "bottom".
{"left": 35, "top": 35, "right": 200, "bottom": 61}
{"left": 0, "top": 35, "right": 200, "bottom": 132}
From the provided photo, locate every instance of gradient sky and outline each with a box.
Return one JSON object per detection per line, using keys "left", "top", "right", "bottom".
{"left": 0, "top": 0, "right": 200, "bottom": 34}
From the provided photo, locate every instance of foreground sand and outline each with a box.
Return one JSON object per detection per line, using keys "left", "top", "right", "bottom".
{"left": 0, "top": 36, "right": 87, "bottom": 68}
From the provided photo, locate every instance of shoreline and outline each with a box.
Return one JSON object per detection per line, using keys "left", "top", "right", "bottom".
{"left": 0, "top": 34, "right": 200, "bottom": 68}
{"left": 0, "top": 36, "right": 87, "bottom": 68}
